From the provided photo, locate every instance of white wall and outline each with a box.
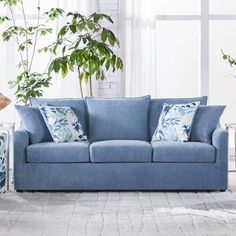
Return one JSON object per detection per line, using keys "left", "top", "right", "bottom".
{"left": 98, "top": 0, "right": 120, "bottom": 98}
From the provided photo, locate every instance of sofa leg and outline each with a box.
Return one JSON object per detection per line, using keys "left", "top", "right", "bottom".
{"left": 219, "top": 189, "right": 226, "bottom": 192}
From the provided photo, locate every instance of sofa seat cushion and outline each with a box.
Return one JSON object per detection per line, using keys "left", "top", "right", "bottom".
{"left": 27, "top": 142, "right": 90, "bottom": 163}
{"left": 152, "top": 142, "right": 215, "bottom": 163}
{"left": 90, "top": 140, "right": 152, "bottom": 163}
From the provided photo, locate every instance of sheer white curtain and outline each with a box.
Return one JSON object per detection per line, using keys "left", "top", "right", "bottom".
{"left": 120, "top": 0, "right": 156, "bottom": 97}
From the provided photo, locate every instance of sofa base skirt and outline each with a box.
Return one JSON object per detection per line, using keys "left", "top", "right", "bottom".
{"left": 14, "top": 163, "right": 226, "bottom": 191}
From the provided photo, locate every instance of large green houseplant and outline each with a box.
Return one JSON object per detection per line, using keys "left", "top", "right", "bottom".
{"left": 0, "top": 0, "right": 63, "bottom": 105}
{"left": 48, "top": 12, "right": 123, "bottom": 97}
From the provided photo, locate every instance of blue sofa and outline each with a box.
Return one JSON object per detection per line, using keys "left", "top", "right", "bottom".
{"left": 14, "top": 96, "right": 228, "bottom": 191}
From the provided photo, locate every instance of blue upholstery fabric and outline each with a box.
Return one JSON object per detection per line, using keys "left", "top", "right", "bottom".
{"left": 15, "top": 105, "right": 52, "bottom": 144}
{"left": 90, "top": 140, "right": 152, "bottom": 163}
{"left": 13, "top": 96, "right": 229, "bottom": 191}
{"left": 152, "top": 141, "right": 215, "bottom": 163}
{"left": 149, "top": 96, "right": 207, "bottom": 140}
{"left": 27, "top": 142, "right": 90, "bottom": 163}
{"left": 30, "top": 98, "right": 89, "bottom": 135}
{"left": 14, "top": 128, "right": 228, "bottom": 191}
{"left": 190, "top": 105, "right": 226, "bottom": 144}
{"left": 212, "top": 128, "right": 228, "bottom": 189}
{"left": 86, "top": 96, "right": 150, "bottom": 141}
{"left": 14, "top": 162, "right": 218, "bottom": 191}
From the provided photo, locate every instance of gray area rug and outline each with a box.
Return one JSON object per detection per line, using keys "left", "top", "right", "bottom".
{"left": 1, "top": 190, "right": 236, "bottom": 236}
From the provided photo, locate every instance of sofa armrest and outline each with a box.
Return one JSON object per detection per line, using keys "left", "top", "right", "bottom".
{"left": 212, "top": 128, "right": 228, "bottom": 189}
{"left": 14, "top": 129, "right": 30, "bottom": 165}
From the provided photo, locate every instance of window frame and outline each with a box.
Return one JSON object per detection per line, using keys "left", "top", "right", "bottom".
{"left": 155, "top": 0, "right": 236, "bottom": 96}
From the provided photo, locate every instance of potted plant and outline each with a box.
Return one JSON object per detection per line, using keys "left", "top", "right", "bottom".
{"left": 47, "top": 12, "right": 123, "bottom": 97}
{"left": 0, "top": 0, "right": 63, "bottom": 105}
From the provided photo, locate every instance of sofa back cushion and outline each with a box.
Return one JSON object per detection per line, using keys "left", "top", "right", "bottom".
{"left": 30, "top": 98, "right": 89, "bottom": 135}
{"left": 86, "top": 96, "right": 151, "bottom": 142}
{"left": 149, "top": 96, "right": 207, "bottom": 140}
{"left": 15, "top": 105, "right": 52, "bottom": 144}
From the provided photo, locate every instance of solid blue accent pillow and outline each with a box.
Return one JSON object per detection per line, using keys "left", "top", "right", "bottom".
{"left": 85, "top": 96, "right": 151, "bottom": 142}
{"left": 15, "top": 105, "right": 52, "bottom": 144}
{"left": 190, "top": 105, "right": 226, "bottom": 144}
{"left": 149, "top": 96, "right": 207, "bottom": 140}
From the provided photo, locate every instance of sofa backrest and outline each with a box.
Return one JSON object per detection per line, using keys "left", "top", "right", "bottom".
{"left": 30, "top": 96, "right": 207, "bottom": 143}
{"left": 149, "top": 96, "right": 208, "bottom": 140}
{"left": 86, "top": 96, "right": 151, "bottom": 142}
{"left": 30, "top": 98, "right": 89, "bottom": 136}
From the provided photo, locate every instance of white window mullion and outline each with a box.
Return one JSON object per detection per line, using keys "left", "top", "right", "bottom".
{"left": 201, "top": 0, "right": 209, "bottom": 96}
{"left": 156, "top": 15, "right": 200, "bottom": 21}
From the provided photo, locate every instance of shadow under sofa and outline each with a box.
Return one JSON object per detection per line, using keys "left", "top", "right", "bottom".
{"left": 14, "top": 96, "right": 228, "bottom": 191}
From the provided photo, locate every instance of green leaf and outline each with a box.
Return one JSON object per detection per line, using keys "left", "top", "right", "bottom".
{"left": 53, "top": 59, "right": 60, "bottom": 73}
{"left": 78, "top": 22, "right": 85, "bottom": 31}
{"left": 93, "top": 13, "right": 100, "bottom": 23}
{"left": 87, "top": 21, "right": 95, "bottom": 30}
{"left": 61, "top": 60, "right": 68, "bottom": 78}
{"left": 62, "top": 45, "right": 66, "bottom": 56}
{"left": 79, "top": 72, "right": 84, "bottom": 81}
{"left": 96, "top": 70, "right": 100, "bottom": 80}
{"left": 108, "top": 35, "right": 115, "bottom": 46}
{"left": 0, "top": 16, "right": 10, "bottom": 25}
{"left": 69, "top": 24, "right": 77, "bottom": 33}
{"left": 44, "top": 8, "right": 64, "bottom": 21}
{"left": 68, "top": 64, "right": 74, "bottom": 72}
{"left": 58, "top": 25, "right": 68, "bottom": 39}
{"left": 53, "top": 44, "right": 58, "bottom": 54}
{"left": 101, "top": 29, "right": 107, "bottom": 42}
{"left": 105, "top": 60, "right": 110, "bottom": 70}
{"left": 101, "top": 14, "right": 113, "bottom": 23}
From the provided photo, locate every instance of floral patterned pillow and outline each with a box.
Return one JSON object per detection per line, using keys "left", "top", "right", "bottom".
{"left": 39, "top": 105, "right": 87, "bottom": 143}
{"left": 152, "top": 102, "right": 200, "bottom": 142}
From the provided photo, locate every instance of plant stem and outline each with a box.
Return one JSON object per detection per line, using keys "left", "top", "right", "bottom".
{"left": 20, "top": 0, "right": 29, "bottom": 72}
{"left": 89, "top": 76, "right": 93, "bottom": 96}
{"left": 9, "top": 5, "right": 26, "bottom": 72}
{"left": 77, "top": 67, "right": 84, "bottom": 98}
{"left": 29, "top": 0, "right": 40, "bottom": 71}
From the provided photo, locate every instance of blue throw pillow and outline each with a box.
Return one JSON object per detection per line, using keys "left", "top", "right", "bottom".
{"left": 39, "top": 105, "right": 87, "bottom": 143}
{"left": 190, "top": 105, "right": 226, "bottom": 144}
{"left": 15, "top": 105, "right": 52, "bottom": 144}
{"left": 85, "top": 96, "right": 151, "bottom": 142}
{"left": 152, "top": 102, "right": 200, "bottom": 142}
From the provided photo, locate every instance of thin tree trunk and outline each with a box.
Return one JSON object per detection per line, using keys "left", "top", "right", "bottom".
{"left": 89, "top": 77, "right": 93, "bottom": 96}
{"left": 20, "top": 0, "right": 29, "bottom": 72}
{"left": 9, "top": 5, "right": 26, "bottom": 72}
{"left": 29, "top": 0, "right": 40, "bottom": 71}
{"left": 77, "top": 67, "right": 84, "bottom": 98}
{"left": 79, "top": 78, "right": 84, "bottom": 98}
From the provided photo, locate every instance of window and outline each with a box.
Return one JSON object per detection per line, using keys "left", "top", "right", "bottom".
{"left": 154, "top": 0, "right": 236, "bottom": 123}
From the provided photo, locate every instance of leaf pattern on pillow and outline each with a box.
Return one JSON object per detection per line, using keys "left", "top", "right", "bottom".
{"left": 0, "top": 132, "right": 7, "bottom": 189}
{"left": 39, "top": 105, "right": 87, "bottom": 143}
{"left": 152, "top": 102, "right": 200, "bottom": 142}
